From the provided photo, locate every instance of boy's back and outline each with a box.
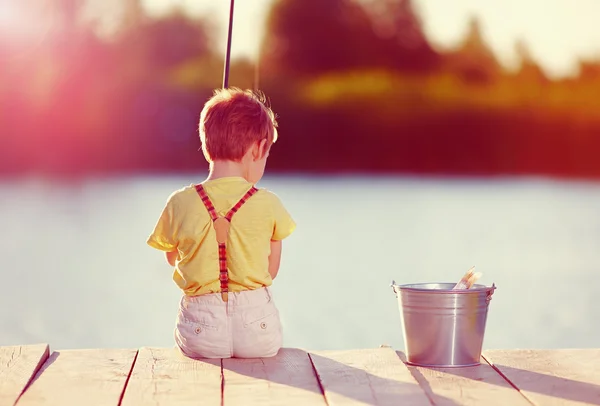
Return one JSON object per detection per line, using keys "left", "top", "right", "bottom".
{"left": 148, "top": 176, "right": 294, "bottom": 296}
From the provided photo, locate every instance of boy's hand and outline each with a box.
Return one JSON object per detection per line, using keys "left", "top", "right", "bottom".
{"left": 268, "top": 240, "right": 282, "bottom": 280}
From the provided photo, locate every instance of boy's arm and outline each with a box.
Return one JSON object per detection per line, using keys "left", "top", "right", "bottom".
{"left": 165, "top": 250, "right": 178, "bottom": 267}
{"left": 267, "top": 191, "right": 295, "bottom": 280}
{"left": 148, "top": 191, "right": 180, "bottom": 261}
{"left": 268, "top": 240, "right": 282, "bottom": 280}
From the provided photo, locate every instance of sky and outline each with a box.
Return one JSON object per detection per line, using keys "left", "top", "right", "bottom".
{"left": 141, "top": 0, "right": 600, "bottom": 79}
{"left": 1, "top": 0, "right": 598, "bottom": 79}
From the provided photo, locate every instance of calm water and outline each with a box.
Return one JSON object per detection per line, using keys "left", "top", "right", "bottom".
{"left": 1, "top": 174, "right": 599, "bottom": 351}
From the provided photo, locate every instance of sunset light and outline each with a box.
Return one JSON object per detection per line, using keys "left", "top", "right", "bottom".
{"left": 0, "top": 1, "right": 21, "bottom": 30}
{"left": 2, "top": 1, "right": 600, "bottom": 397}
{"left": 0, "top": 0, "right": 55, "bottom": 48}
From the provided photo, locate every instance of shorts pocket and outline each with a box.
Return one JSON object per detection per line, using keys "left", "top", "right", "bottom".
{"left": 176, "top": 306, "right": 220, "bottom": 338}
{"left": 243, "top": 305, "right": 281, "bottom": 332}
{"left": 180, "top": 319, "right": 219, "bottom": 334}
{"left": 235, "top": 305, "right": 282, "bottom": 358}
{"left": 175, "top": 315, "right": 225, "bottom": 358}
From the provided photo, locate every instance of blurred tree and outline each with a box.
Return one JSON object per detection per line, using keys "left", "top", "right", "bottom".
{"left": 261, "top": 0, "right": 384, "bottom": 77}
{"left": 55, "top": 0, "right": 83, "bottom": 30}
{"left": 364, "top": 0, "right": 439, "bottom": 71}
{"left": 514, "top": 39, "right": 547, "bottom": 84}
{"left": 445, "top": 16, "right": 501, "bottom": 84}
{"left": 261, "top": 0, "right": 438, "bottom": 77}
{"left": 3, "top": 0, "right": 600, "bottom": 178}
{"left": 122, "top": 0, "right": 146, "bottom": 29}
{"left": 578, "top": 59, "right": 600, "bottom": 82}
{"left": 118, "top": 10, "right": 212, "bottom": 76}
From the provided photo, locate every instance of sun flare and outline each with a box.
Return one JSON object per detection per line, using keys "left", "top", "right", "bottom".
{"left": 0, "top": 1, "right": 20, "bottom": 30}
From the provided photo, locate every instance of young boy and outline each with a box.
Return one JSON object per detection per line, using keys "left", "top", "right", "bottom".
{"left": 147, "top": 88, "right": 295, "bottom": 359}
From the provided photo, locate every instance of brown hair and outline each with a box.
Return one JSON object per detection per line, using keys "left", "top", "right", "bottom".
{"left": 199, "top": 88, "right": 278, "bottom": 162}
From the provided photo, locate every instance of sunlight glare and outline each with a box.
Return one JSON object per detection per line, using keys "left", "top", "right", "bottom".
{"left": 0, "top": 1, "right": 20, "bottom": 30}
{"left": 0, "top": 0, "right": 57, "bottom": 54}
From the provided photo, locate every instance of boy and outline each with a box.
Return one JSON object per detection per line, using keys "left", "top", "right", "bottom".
{"left": 147, "top": 88, "right": 295, "bottom": 358}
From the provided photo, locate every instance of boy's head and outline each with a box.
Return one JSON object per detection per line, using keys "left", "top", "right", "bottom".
{"left": 199, "top": 88, "right": 278, "bottom": 165}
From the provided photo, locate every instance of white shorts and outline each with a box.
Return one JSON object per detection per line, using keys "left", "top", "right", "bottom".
{"left": 174, "top": 287, "right": 283, "bottom": 359}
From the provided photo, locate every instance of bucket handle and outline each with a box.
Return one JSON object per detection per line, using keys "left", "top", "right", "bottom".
{"left": 390, "top": 280, "right": 399, "bottom": 297}
{"left": 486, "top": 283, "right": 496, "bottom": 304}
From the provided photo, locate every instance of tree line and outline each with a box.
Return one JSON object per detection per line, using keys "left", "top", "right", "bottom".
{"left": 1, "top": 0, "right": 600, "bottom": 179}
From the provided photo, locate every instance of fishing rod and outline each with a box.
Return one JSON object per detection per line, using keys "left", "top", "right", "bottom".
{"left": 223, "top": 0, "right": 235, "bottom": 88}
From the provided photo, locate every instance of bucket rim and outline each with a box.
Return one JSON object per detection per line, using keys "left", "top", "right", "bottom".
{"left": 391, "top": 282, "right": 496, "bottom": 294}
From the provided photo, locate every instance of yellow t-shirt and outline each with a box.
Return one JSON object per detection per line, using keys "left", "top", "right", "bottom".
{"left": 147, "top": 177, "right": 296, "bottom": 296}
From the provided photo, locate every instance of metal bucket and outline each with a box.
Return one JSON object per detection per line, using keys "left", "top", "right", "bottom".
{"left": 391, "top": 281, "right": 496, "bottom": 367}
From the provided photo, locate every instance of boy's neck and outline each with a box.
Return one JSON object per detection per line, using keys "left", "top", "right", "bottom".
{"left": 206, "top": 160, "right": 248, "bottom": 182}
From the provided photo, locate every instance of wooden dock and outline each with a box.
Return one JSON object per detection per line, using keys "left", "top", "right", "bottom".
{"left": 2, "top": 344, "right": 600, "bottom": 405}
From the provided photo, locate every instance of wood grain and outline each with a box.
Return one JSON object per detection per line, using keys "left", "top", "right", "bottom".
{"left": 0, "top": 344, "right": 49, "bottom": 406}
{"left": 484, "top": 349, "right": 600, "bottom": 406}
{"left": 397, "top": 352, "right": 531, "bottom": 406}
{"left": 16, "top": 348, "right": 137, "bottom": 406}
{"left": 120, "top": 347, "right": 222, "bottom": 406}
{"left": 222, "top": 348, "right": 326, "bottom": 405}
{"left": 309, "top": 348, "right": 430, "bottom": 405}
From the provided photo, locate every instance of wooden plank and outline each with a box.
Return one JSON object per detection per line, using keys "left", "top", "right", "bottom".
{"left": 16, "top": 348, "right": 137, "bottom": 406}
{"left": 120, "top": 347, "right": 222, "bottom": 406}
{"left": 0, "top": 344, "right": 50, "bottom": 406}
{"left": 396, "top": 352, "right": 531, "bottom": 406}
{"left": 309, "top": 348, "right": 431, "bottom": 406}
{"left": 222, "top": 348, "right": 327, "bottom": 405}
{"left": 484, "top": 349, "right": 600, "bottom": 406}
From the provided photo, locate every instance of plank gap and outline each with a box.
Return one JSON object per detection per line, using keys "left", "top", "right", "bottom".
{"left": 222, "top": 349, "right": 326, "bottom": 405}
{"left": 120, "top": 348, "right": 222, "bottom": 405}
{"left": 117, "top": 350, "right": 139, "bottom": 406}
{"left": 482, "top": 354, "right": 538, "bottom": 406}
{"left": 16, "top": 349, "right": 138, "bottom": 406}
{"left": 8, "top": 345, "right": 50, "bottom": 406}
{"left": 395, "top": 353, "right": 438, "bottom": 406}
{"left": 483, "top": 349, "right": 600, "bottom": 406}
{"left": 309, "top": 348, "right": 432, "bottom": 405}
{"left": 220, "top": 358, "right": 224, "bottom": 406}
{"left": 398, "top": 351, "right": 532, "bottom": 406}
{"left": 307, "top": 352, "right": 331, "bottom": 406}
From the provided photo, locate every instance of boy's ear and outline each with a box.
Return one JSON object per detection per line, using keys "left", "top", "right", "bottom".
{"left": 253, "top": 139, "right": 268, "bottom": 160}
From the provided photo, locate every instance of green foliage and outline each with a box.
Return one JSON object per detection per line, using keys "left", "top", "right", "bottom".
{"left": 1, "top": 0, "right": 600, "bottom": 178}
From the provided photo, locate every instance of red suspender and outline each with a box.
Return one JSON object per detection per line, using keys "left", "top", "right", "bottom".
{"left": 195, "top": 184, "right": 258, "bottom": 302}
